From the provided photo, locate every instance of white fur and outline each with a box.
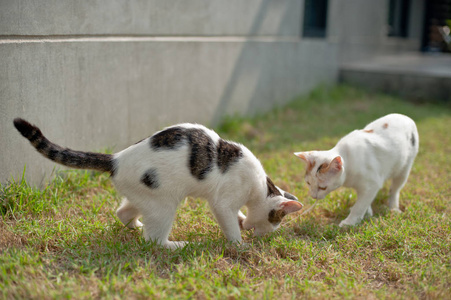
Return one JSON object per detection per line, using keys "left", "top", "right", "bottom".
{"left": 113, "top": 123, "right": 302, "bottom": 249}
{"left": 295, "top": 114, "right": 419, "bottom": 227}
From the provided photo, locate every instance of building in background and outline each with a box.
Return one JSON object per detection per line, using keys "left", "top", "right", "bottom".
{"left": 1, "top": 0, "right": 445, "bottom": 185}
{"left": 421, "top": 0, "right": 451, "bottom": 52}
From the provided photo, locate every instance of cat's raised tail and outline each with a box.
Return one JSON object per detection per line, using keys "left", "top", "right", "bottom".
{"left": 13, "top": 118, "right": 115, "bottom": 175}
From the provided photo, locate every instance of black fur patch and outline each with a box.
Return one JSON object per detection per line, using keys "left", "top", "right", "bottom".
{"left": 150, "top": 126, "right": 216, "bottom": 180}
{"left": 28, "top": 130, "right": 41, "bottom": 143}
{"left": 13, "top": 118, "right": 116, "bottom": 175}
{"left": 150, "top": 126, "right": 186, "bottom": 150}
{"left": 267, "top": 176, "right": 282, "bottom": 197}
{"left": 13, "top": 118, "right": 39, "bottom": 140}
{"left": 283, "top": 192, "right": 298, "bottom": 201}
{"left": 187, "top": 128, "right": 215, "bottom": 180}
{"left": 48, "top": 146, "right": 115, "bottom": 175}
{"left": 47, "top": 149, "right": 58, "bottom": 161}
{"left": 268, "top": 209, "right": 285, "bottom": 225}
{"left": 411, "top": 132, "right": 416, "bottom": 147}
{"left": 141, "top": 168, "right": 160, "bottom": 189}
{"left": 59, "top": 149, "right": 72, "bottom": 165}
{"left": 216, "top": 139, "right": 243, "bottom": 173}
{"left": 36, "top": 140, "right": 48, "bottom": 151}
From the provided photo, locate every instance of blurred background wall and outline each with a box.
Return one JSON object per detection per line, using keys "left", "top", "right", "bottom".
{"left": 0, "top": 0, "right": 433, "bottom": 185}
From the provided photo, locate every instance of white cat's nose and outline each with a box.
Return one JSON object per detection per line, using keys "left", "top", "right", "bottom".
{"left": 310, "top": 191, "right": 318, "bottom": 199}
{"left": 315, "top": 193, "right": 326, "bottom": 200}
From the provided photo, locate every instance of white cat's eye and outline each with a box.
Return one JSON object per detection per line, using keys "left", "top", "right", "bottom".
{"left": 306, "top": 181, "right": 311, "bottom": 185}
{"left": 318, "top": 186, "right": 327, "bottom": 190}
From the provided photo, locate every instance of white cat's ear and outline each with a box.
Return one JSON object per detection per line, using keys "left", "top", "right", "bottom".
{"left": 330, "top": 156, "right": 343, "bottom": 172}
{"left": 294, "top": 152, "right": 313, "bottom": 167}
{"left": 318, "top": 156, "right": 343, "bottom": 174}
{"left": 294, "top": 152, "right": 309, "bottom": 162}
{"left": 280, "top": 200, "right": 303, "bottom": 214}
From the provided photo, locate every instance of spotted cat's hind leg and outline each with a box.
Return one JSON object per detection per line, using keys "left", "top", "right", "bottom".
{"left": 366, "top": 205, "right": 373, "bottom": 217}
{"left": 139, "top": 197, "right": 188, "bottom": 249}
{"left": 116, "top": 198, "right": 143, "bottom": 229}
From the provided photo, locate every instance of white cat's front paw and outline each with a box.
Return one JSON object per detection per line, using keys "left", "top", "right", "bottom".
{"left": 238, "top": 242, "right": 251, "bottom": 249}
{"left": 339, "top": 218, "right": 358, "bottom": 227}
{"left": 165, "top": 241, "right": 188, "bottom": 250}
{"left": 390, "top": 207, "right": 402, "bottom": 214}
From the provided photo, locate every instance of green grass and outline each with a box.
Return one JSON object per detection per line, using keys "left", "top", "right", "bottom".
{"left": 1, "top": 85, "right": 450, "bottom": 299}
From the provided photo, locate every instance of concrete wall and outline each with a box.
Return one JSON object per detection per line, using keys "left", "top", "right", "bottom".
{"left": 0, "top": 1, "right": 305, "bottom": 36}
{"left": 1, "top": 1, "right": 339, "bottom": 185}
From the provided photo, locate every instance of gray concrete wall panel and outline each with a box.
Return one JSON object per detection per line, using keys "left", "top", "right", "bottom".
{"left": 0, "top": 0, "right": 301, "bottom": 36}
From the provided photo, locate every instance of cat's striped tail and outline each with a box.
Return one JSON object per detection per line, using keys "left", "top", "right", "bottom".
{"left": 13, "top": 118, "right": 116, "bottom": 175}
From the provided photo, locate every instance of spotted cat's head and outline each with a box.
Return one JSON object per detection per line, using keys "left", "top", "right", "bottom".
{"left": 240, "top": 177, "right": 303, "bottom": 236}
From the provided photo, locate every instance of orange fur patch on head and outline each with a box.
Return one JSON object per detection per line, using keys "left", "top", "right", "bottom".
{"left": 295, "top": 152, "right": 317, "bottom": 173}
{"left": 318, "top": 162, "right": 330, "bottom": 174}
{"left": 307, "top": 160, "right": 316, "bottom": 173}
{"left": 363, "top": 129, "right": 374, "bottom": 133}
{"left": 383, "top": 123, "right": 389, "bottom": 129}
{"left": 295, "top": 153, "right": 307, "bottom": 161}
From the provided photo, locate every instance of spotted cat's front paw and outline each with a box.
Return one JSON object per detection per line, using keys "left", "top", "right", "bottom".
{"left": 124, "top": 219, "right": 143, "bottom": 229}
{"left": 238, "top": 210, "right": 246, "bottom": 230}
{"left": 132, "top": 220, "right": 144, "bottom": 228}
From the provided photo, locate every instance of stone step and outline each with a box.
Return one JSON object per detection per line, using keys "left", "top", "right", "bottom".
{"left": 339, "top": 53, "right": 451, "bottom": 102}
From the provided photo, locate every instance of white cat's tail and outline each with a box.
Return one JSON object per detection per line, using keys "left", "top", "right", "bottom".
{"left": 13, "top": 118, "right": 116, "bottom": 175}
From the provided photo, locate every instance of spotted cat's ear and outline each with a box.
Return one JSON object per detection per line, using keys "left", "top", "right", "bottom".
{"left": 280, "top": 200, "right": 303, "bottom": 214}
{"left": 268, "top": 201, "right": 303, "bottom": 225}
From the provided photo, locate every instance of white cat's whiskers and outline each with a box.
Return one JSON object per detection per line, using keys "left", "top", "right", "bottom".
{"left": 298, "top": 199, "right": 320, "bottom": 216}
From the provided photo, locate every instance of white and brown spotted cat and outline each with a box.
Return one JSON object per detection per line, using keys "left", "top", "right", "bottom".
{"left": 13, "top": 118, "right": 303, "bottom": 249}
{"left": 294, "top": 113, "right": 419, "bottom": 227}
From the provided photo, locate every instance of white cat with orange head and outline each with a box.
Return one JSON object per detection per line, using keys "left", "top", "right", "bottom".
{"left": 295, "top": 114, "right": 419, "bottom": 227}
